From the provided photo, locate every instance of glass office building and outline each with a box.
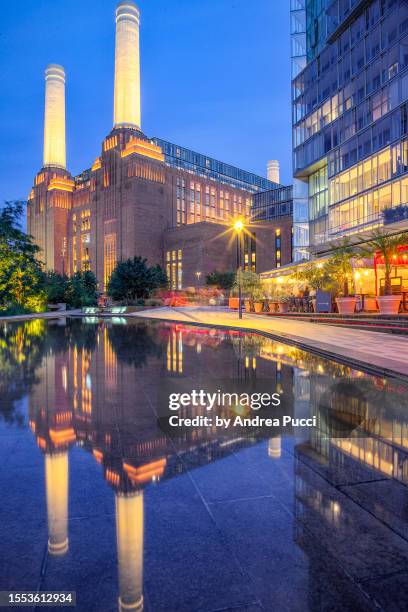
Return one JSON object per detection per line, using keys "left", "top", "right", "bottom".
{"left": 292, "top": 0, "right": 408, "bottom": 255}
{"left": 251, "top": 186, "right": 293, "bottom": 221}
{"left": 152, "top": 138, "right": 278, "bottom": 193}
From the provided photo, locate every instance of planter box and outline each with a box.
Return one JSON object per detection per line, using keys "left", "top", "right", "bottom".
{"left": 253, "top": 302, "right": 263, "bottom": 313}
{"left": 229, "top": 297, "right": 239, "bottom": 310}
{"left": 278, "top": 302, "right": 289, "bottom": 313}
{"left": 377, "top": 295, "right": 401, "bottom": 315}
{"left": 336, "top": 297, "right": 357, "bottom": 314}
{"left": 244, "top": 300, "right": 252, "bottom": 313}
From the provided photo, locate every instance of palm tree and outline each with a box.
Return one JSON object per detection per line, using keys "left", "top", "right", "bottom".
{"left": 356, "top": 230, "right": 408, "bottom": 296}
{"left": 326, "top": 237, "right": 357, "bottom": 297}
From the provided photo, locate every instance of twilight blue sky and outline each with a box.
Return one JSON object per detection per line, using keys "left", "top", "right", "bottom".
{"left": 0, "top": 0, "right": 292, "bottom": 206}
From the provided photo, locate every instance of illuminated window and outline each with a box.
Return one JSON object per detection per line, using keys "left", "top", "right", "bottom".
{"left": 72, "top": 236, "right": 77, "bottom": 273}
{"left": 176, "top": 177, "right": 186, "bottom": 226}
{"left": 205, "top": 186, "right": 210, "bottom": 219}
{"left": 167, "top": 249, "right": 182, "bottom": 289}
{"left": 104, "top": 234, "right": 116, "bottom": 288}
{"left": 103, "top": 167, "right": 110, "bottom": 188}
{"left": 81, "top": 210, "right": 91, "bottom": 231}
{"left": 275, "top": 229, "right": 282, "bottom": 268}
{"left": 243, "top": 233, "right": 256, "bottom": 272}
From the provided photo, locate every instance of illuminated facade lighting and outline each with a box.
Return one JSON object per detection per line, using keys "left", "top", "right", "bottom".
{"left": 43, "top": 64, "right": 66, "bottom": 169}
{"left": 113, "top": 1, "right": 141, "bottom": 129}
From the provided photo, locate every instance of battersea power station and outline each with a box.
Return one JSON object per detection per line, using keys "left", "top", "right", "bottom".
{"left": 27, "top": 1, "right": 293, "bottom": 291}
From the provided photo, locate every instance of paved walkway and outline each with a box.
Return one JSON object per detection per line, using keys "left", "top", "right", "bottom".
{"left": 132, "top": 306, "right": 408, "bottom": 378}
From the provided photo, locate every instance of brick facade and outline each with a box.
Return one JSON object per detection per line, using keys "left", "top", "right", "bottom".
{"left": 28, "top": 128, "right": 292, "bottom": 291}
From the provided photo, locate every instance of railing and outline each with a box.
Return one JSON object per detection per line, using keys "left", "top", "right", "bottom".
{"left": 383, "top": 205, "right": 408, "bottom": 225}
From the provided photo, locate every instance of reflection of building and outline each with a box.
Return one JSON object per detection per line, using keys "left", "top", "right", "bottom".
{"left": 27, "top": 2, "right": 292, "bottom": 290}
{"left": 116, "top": 493, "right": 144, "bottom": 612}
{"left": 295, "top": 369, "right": 408, "bottom": 485}
{"left": 23, "top": 318, "right": 408, "bottom": 610}
{"left": 29, "top": 351, "right": 75, "bottom": 556}
{"left": 291, "top": 0, "right": 408, "bottom": 258}
{"left": 28, "top": 320, "right": 284, "bottom": 610}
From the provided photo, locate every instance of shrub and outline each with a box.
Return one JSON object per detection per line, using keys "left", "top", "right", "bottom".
{"left": 107, "top": 257, "right": 167, "bottom": 303}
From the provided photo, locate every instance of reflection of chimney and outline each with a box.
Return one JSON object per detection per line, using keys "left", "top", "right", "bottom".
{"left": 268, "top": 436, "right": 281, "bottom": 459}
{"left": 267, "top": 160, "right": 280, "bottom": 184}
{"left": 45, "top": 452, "right": 69, "bottom": 555}
{"left": 43, "top": 64, "right": 66, "bottom": 169}
{"left": 113, "top": 1, "right": 141, "bottom": 130}
{"left": 116, "top": 492, "right": 144, "bottom": 612}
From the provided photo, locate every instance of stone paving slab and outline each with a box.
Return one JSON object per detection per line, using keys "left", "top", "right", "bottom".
{"left": 131, "top": 307, "right": 408, "bottom": 378}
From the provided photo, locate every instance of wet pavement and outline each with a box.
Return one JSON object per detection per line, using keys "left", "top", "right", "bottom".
{"left": 1, "top": 317, "right": 408, "bottom": 611}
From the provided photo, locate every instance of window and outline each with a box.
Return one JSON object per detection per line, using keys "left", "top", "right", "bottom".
{"left": 81, "top": 210, "right": 91, "bottom": 231}
{"left": 176, "top": 177, "right": 186, "bottom": 226}
{"left": 167, "top": 250, "right": 182, "bottom": 289}
{"left": 104, "top": 234, "right": 116, "bottom": 288}
{"left": 243, "top": 234, "right": 256, "bottom": 272}
{"left": 275, "top": 229, "right": 282, "bottom": 268}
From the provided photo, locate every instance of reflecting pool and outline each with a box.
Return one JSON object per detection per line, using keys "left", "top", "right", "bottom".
{"left": 1, "top": 317, "right": 408, "bottom": 611}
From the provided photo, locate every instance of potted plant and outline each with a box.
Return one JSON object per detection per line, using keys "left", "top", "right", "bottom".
{"left": 233, "top": 270, "right": 262, "bottom": 314}
{"left": 253, "top": 287, "right": 265, "bottom": 313}
{"left": 278, "top": 295, "right": 290, "bottom": 313}
{"left": 326, "top": 239, "right": 357, "bottom": 315}
{"left": 356, "top": 230, "right": 408, "bottom": 314}
{"left": 293, "top": 261, "right": 332, "bottom": 313}
{"left": 228, "top": 287, "right": 239, "bottom": 310}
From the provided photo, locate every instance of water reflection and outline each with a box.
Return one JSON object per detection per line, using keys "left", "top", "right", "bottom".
{"left": 1, "top": 318, "right": 408, "bottom": 610}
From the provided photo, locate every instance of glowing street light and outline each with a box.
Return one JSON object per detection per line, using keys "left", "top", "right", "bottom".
{"left": 233, "top": 219, "right": 244, "bottom": 319}
{"left": 195, "top": 271, "right": 202, "bottom": 290}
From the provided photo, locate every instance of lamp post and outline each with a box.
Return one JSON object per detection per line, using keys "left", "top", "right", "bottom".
{"left": 195, "top": 271, "right": 202, "bottom": 289}
{"left": 233, "top": 220, "right": 244, "bottom": 319}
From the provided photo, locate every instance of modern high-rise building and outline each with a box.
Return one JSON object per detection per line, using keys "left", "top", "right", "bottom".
{"left": 291, "top": 0, "right": 408, "bottom": 258}
{"left": 27, "top": 1, "right": 293, "bottom": 290}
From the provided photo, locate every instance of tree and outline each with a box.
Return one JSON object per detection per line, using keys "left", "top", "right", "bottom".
{"left": 43, "top": 271, "right": 69, "bottom": 304}
{"left": 206, "top": 270, "right": 235, "bottom": 291}
{"left": 233, "top": 270, "right": 263, "bottom": 301}
{"left": 149, "top": 264, "right": 168, "bottom": 291}
{"left": 292, "top": 261, "right": 332, "bottom": 292}
{"left": 356, "top": 229, "right": 408, "bottom": 295}
{"left": 107, "top": 257, "right": 167, "bottom": 303}
{"left": 0, "top": 201, "right": 46, "bottom": 313}
{"left": 325, "top": 238, "right": 357, "bottom": 297}
{"left": 0, "top": 319, "right": 46, "bottom": 425}
{"left": 67, "top": 270, "right": 97, "bottom": 308}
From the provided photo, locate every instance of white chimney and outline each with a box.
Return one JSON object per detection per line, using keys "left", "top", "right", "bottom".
{"left": 43, "top": 64, "right": 66, "bottom": 169}
{"left": 267, "top": 160, "right": 280, "bottom": 184}
{"left": 113, "top": 1, "right": 141, "bottom": 130}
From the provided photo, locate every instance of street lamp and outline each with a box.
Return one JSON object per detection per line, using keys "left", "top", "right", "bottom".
{"left": 233, "top": 219, "right": 244, "bottom": 319}
{"left": 195, "top": 271, "right": 202, "bottom": 291}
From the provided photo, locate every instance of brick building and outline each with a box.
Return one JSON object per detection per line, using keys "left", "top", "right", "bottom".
{"left": 27, "top": 1, "right": 292, "bottom": 291}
